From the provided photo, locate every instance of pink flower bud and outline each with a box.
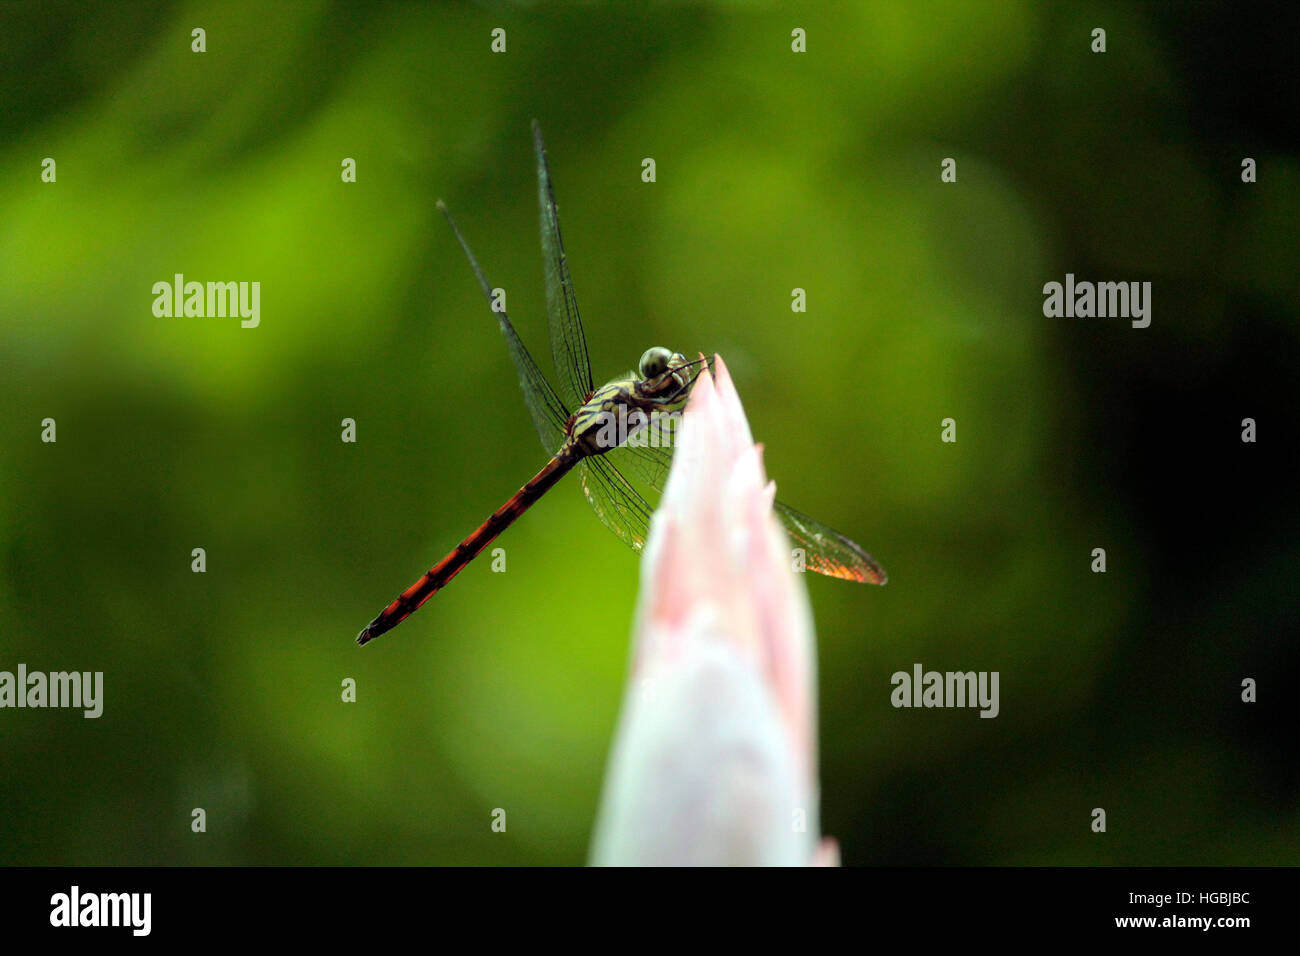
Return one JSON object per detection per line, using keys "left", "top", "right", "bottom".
{"left": 591, "top": 356, "right": 836, "bottom": 866}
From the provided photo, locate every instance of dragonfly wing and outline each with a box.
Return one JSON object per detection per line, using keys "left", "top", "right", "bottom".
{"left": 774, "top": 500, "right": 887, "bottom": 584}
{"left": 533, "top": 120, "right": 595, "bottom": 410}
{"left": 609, "top": 443, "right": 886, "bottom": 584}
{"left": 608, "top": 441, "right": 674, "bottom": 492}
{"left": 438, "top": 199, "right": 570, "bottom": 454}
{"left": 577, "top": 455, "right": 655, "bottom": 552}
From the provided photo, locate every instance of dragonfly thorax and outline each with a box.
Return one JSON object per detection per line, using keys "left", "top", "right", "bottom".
{"left": 565, "top": 350, "right": 693, "bottom": 458}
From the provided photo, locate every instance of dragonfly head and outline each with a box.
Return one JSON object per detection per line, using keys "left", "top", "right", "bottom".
{"left": 639, "top": 347, "right": 694, "bottom": 397}
{"left": 639, "top": 346, "right": 681, "bottom": 378}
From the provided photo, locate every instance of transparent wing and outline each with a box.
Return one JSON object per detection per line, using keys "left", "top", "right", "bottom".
{"left": 437, "top": 199, "right": 570, "bottom": 454}
{"left": 577, "top": 455, "right": 655, "bottom": 551}
{"left": 771, "top": 500, "right": 887, "bottom": 584}
{"left": 533, "top": 120, "right": 595, "bottom": 410}
{"left": 611, "top": 442, "right": 674, "bottom": 494}
{"left": 605, "top": 443, "right": 886, "bottom": 583}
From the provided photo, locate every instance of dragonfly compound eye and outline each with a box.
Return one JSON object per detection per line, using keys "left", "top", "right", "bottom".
{"left": 639, "top": 346, "right": 672, "bottom": 379}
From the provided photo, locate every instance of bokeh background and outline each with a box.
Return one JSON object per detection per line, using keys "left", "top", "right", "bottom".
{"left": 1, "top": 1, "right": 1296, "bottom": 865}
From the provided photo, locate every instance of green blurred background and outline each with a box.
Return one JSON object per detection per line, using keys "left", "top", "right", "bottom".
{"left": 1, "top": 1, "right": 1296, "bottom": 865}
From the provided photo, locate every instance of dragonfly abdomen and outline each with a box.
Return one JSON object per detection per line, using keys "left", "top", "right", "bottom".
{"left": 356, "top": 450, "right": 579, "bottom": 645}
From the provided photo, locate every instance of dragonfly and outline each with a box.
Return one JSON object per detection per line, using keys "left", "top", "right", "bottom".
{"left": 356, "top": 121, "right": 885, "bottom": 646}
